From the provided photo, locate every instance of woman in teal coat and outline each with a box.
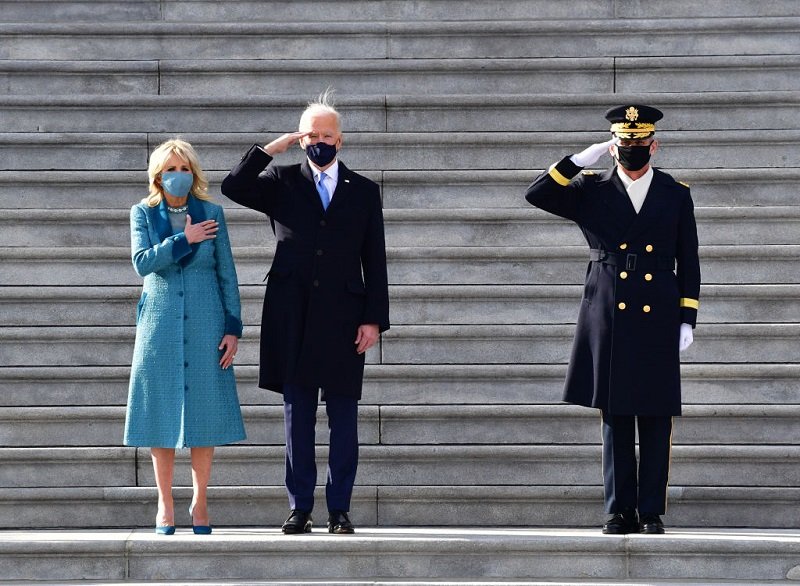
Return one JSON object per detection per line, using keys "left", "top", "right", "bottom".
{"left": 125, "top": 139, "right": 246, "bottom": 535}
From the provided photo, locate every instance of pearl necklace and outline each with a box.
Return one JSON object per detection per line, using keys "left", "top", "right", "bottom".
{"left": 167, "top": 204, "right": 188, "bottom": 213}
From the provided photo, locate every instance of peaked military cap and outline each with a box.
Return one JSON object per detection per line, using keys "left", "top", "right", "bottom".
{"left": 605, "top": 104, "right": 663, "bottom": 139}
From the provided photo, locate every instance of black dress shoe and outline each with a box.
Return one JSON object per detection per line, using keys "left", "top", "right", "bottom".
{"left": 281, "top": 510, "right": 312, "bottom": 534}
{"left": 602, "top": 510, "right": 639, "bottom": 534}
{"left": 639, "top": 513, "right": 665, "bottom": 534}
{"left": 327, "top": 510, "right": 355, "bottom": 534}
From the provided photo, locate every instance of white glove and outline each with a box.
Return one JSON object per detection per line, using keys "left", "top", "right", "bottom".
{"left": 679, "top": 323, "right": 694, "bottom": 352}
{"left": 569, "top": 138, "right": 616, "bottom": 168}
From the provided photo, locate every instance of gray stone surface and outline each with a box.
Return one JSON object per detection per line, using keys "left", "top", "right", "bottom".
{"left": 378, "top": 404, "right": 800, "bottom": 446}
{"left": 12, "top": 205, "right": 798, "bottom": 249}
{"left": 0, "top": 448, "right": 135, "bottom": 488}
{"left": 0, "top": 485, "right": 378, "bottom": 528}
{"left": 0, "top": 405, "right": 379, "bottom": 446}
{"left": 0, "top": 325, "right": 379, "bottom": 367}
{"left": 379, "top": 323, "right": 800, "bottom": 365}
{"left": 160, "top": 58, "right": 614, "bottom": 96}
{"left": 134, "top": 444, "right": 800, "bottom": 488}
{"left": 0, "top": 1, "right": 161, "bottom": 22}
{"left": 164, "top": 0, "right": 617, "bottom": 22}
{"left": 3, "top": 363, "right": 798, "bottom": 408}
{"left": 385, "top": 18, "right": 800, "bottom": 59}
{"left": 0, "top": 95, "right": 386, "bottom": 133}
{"left": 4, "top": 131, "right": 797, "bottom": 171}
{"left": 0, "top": 60, "right": 158, "bottom": 95}
{"left": 2, "top": 244, "right": 795, "bottom": 287}
{"left": 383, "top": 92, "right": 800, "bottom": 133}
{"left": 616, "top": 55, "right": 800, "bottom": 92}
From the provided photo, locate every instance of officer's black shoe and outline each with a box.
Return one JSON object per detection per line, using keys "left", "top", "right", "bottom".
{"left": 639, "top": 513, "right": 665, "bottom": 534}
{"left": 602, "top": 510, "right": 639, "bottom": 534}
{"left": 327, "top": 510, "right": 355, "bottom": 534}
{"left": 281, "top": 509, "right": 312, "bottom": 534}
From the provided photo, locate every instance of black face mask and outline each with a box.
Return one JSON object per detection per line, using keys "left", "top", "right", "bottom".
{"left": 615, "top": 145, "right": 652, "bottom": 172}
{"left": 305, "top": 142, "right": 337, "bottom": 167}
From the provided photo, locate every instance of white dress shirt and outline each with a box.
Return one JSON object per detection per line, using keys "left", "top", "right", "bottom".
{"left": 310, "top": 159, "right": 339, "bottom": 203}
{"left": 616, "top": 165, "right": 653, "bottom": 214}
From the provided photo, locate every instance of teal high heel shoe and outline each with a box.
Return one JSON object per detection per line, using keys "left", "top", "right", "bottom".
{"left": 155, "top": 525, "right": 175, "bottom": 535}
{"left": 189, "top": 504, "right": 212, "bottom": 535}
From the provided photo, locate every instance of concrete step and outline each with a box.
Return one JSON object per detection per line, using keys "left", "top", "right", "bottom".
{"left": 0, "top": 405, "right": 380, "bottom": 447}
{"left": 2, "top": 283, "right": 796, "bottom": 327}
{"left": 4, "top": 91, "right": 800, "bottom": 133}
{"left": 2, "top": 130, "right": 798, "bottom": 171}
{"left": 3, "top": 0, "right": 797, "bottom": 22}
{"left": 2, "top": 363, "right": 798, "bottom": 408}
{"left": 1, "top": 18, "right": 797, "bottom": 60}
{"left": 0, "top": 325, "right": 377, "bottom": 367}
{"left": 1, "top": 527, "right": 799, "bottom": 583}
{"left": 5, "top": 206, "right": 798, "bottom": 248}
{"left": 2, "top": 168, "right": 799, "bottom": 209}
{"left": 378, "top": 324, "right": 800, "bottom": 365}
{"left": 0, "top": 58, "right": 615, "bottom": 96}
{"left": 0, "top": 323, "right": 796, "bottom": 367}
{"left": 2, "top": 444, "right": 798, "bottom": 488}
{"left": 0, "top": 60, "right": 159, "bottom": 95}
{"left": 1, "top": 485, "right": 798, "bottom": 529}
{"left": 4, "top": 55, "right": 800, "bottom": 97}
{"left": 0, "top": 404, "right": 797, "bottom": 447}
{"left": 1, "top": 244, "right": 796, "bottom": 286}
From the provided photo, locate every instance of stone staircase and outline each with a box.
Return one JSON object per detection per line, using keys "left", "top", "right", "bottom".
{"left": 1, "top": 0, "right": 800, "bottom": 583}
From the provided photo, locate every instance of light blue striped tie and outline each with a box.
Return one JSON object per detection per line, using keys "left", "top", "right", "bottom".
{"left": 316, "top": 172, "right": 330, "bottom": 210}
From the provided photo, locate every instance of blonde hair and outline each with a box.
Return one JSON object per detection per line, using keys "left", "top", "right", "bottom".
{"left": 299, "top": 87, "right": 342, "bottom": 132}
{"left": 144, "top": 138, "right": 211, "bottom": 207}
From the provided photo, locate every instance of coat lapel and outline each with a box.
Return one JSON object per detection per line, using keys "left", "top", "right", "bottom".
{"left": 300, "top": 159, "right": 326, "bottom": 214}
{"left": 624, "top": 168, "right": 671, "bottom": 241}
{"left": 179, "top": 195, "right": 206, "bottom": 267}
{"left": 326, "top": 162, "right": 352, "bottom": 214}
{"left": 596, "top": 167, "right": 637, "bottom": 233}
{"left": 153, "top": 199, "right": 172, "bottom": 242}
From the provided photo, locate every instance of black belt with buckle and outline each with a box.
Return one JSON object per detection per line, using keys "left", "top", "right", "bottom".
{"left": 589, "top": 249, "right": 675, "bottom": 272}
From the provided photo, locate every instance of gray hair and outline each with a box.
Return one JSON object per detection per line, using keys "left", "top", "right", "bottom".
{"left": 299, "top": 87, "right": 341, "bottom": 131}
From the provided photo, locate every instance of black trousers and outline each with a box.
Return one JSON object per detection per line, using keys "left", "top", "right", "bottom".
{"left": 601, "top": 412, "right": 673, "bottom": 515}
{"left": 283, "top": 384, "right": 359, "bottom": 513}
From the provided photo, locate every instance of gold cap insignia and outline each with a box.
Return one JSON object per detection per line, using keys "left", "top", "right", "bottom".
{"left": 625, "top": 107, "right": 639, "bottom": 122}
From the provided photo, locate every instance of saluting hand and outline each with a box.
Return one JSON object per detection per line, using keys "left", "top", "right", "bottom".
{"left": 264, "top": 131, "right": 311, "bottom": 156}
{"left": 183, "top": 214, "right": 218, "bottom": 244}
{"left": 570, "top": 137, "right": 616, "bottom": 168}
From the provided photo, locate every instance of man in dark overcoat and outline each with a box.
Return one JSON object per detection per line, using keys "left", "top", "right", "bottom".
{"left": 221, "top": 94, "right": 390, "bottom": 534}
{"left": 525, "top": 105, "right": 700, "bottom": 534}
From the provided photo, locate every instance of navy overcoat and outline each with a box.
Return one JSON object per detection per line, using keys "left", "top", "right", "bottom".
{"left": 525, "top": 157, "right": 700, "bottom": 416}
{"left": 221, "top": 145, "right": 390, "bottom": 399}
{"left": 125, "top": 196, "right": 246, "bottom": 447}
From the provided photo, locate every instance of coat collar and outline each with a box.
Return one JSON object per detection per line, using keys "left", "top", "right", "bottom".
{"left": 596, "top": 166, "right": 638, "bottom": 231}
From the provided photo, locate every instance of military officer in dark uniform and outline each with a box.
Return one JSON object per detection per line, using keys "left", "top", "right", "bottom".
{"left": 524, "top": 105, "right": 700, "bottom": 534}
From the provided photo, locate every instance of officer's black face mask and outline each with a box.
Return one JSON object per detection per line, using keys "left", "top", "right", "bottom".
{"left": 615, "top": 144, "right": 652, "bottom": 172}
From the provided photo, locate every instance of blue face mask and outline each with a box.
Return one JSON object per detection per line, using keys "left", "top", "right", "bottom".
{"left": 161, "top": 171, "right": 193, "bottom": 198}
{"left": 305, "top": 142, "right": 337, "bottom": 168}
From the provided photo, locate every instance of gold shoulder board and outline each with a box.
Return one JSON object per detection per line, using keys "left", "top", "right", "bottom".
{"left": 678, "top": 180, "right": 690, "bottom": 188}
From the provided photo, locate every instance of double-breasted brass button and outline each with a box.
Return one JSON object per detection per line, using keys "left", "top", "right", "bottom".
{"left": 620, "top": 271, "right": 628, "bottom": 279}
{"left": 619, "top": 243, "right": 628, "bottom": 250}
{"left": 645, "top": 244, "right": 654, "bottom": 252}
{"left": 618, "top": 302, "right": 626, "bottom": 310}
{"left": 643, "top": 305, "right": 651, "bottom": 313}
{"left": 645, "top": 273, "right": 653, "bottom": 281}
